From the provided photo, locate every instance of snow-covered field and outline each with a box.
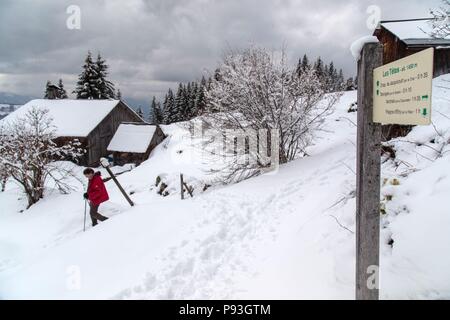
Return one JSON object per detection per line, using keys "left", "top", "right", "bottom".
{"left": 1, "top": 75, "right": 450, "bottom": 299}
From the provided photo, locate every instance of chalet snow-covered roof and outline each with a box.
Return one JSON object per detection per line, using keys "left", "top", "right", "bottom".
{"left": 107, "top": 123, "right": 159, "bottom": 153}
{"left": 0, "top": 99, "right": 121, "bottom": 137}
{"left": 380, "top": 18, "right": 450, "bottom": 47}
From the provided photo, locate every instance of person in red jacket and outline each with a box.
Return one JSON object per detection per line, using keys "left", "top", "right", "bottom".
{"left": 83, "top": 168, "right": 109, "bottom": 226}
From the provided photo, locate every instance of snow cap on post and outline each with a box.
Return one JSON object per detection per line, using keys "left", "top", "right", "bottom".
{"left": 100, "top": 157, "right": 110, "bottom": 168}
{"left": 350, "top": 36, "right": 379, "bottom": 61}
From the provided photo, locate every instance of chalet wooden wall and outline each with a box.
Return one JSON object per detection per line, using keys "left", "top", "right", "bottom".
{"left": 375, "top": 26, "right": 450, "bottom": 141}
{"left": 86, "top": 102, "right": 143, "bottom": 166}
{"left": 375, "top": 28, "right": 450, "bottom": 77}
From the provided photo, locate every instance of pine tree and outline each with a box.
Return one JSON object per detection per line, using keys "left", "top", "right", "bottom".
{"left": 173, "top": 83, "right": 186, "bottom": 123}
{"left": 95, "top": 53, "right": 116, "bottom": 99}
{"left": 337, "top": 69, "right": 345, "bottom": 91}
{"left": 150, "top": 96, "right": 157, "bottom": 123}
{"left": 161, "top": 94, "right": 168, "bottom": 124}
{"left": 296, "top": 57, "right": 303, "bottom": 77}
{"left": 136, "top": 107, "right": 144, "bottom": 119}
{"left": 195, "top": 81, "right": 207, "bottom": 115}
{"left": 324, "top": 64, "right": 330, "bottom": 90}
{"left": 207, "top": 76, "right": 213, "bottom": 91}
{"left": 296, "top": 54, "right": 310, "bottom": 77}
{"left": 200, "top": 75, "right": 207, "bottom": 88}
{"left": 156, "top": 101, "right": 163, "bottom": 124}
{"left": 301, "top": 54, "right": 310, "bottom": 71}
{"left": 327, "top": 62, "right": 335, "bottom": 83}
{"left": 58, "top": 79, "right": 68, "bottom": 99}
{"left": 163, "top": 89, "right": 175, "bottom": 124}
{"left": 117, "top": 89, "right": 122, "bottom": 100}
{"left": 182, "top": 82, "right": 192, "bottom": 120}
{"left": 189, "top": 82, "right": 199, "bottom": 118}
{"left": 44, "top": 81, "right": 53, "bottom": 99}
{"left": 150, "top": 97, "right": 163, "bottom": 124}
{"left": 73, "top": 51, "right": 99, "bottom": 99}
{"left": 313, "top": 57, "right": 325, "bottom": 80}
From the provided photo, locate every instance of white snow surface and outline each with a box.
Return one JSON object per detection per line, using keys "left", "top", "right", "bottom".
{"left": 350, "top": 36, "right": 379, "bottom": 60}
{"left": 382, "top": 19, "right": 450, "bottom": 40}
{"left": 108, "top": 123, "right": 158, "bottom": 153}
{"left": 1, "top": 74, "right": 450, "bottom": 299}
{"left": 0, "top": 99, "right": 120, "bottom": 137}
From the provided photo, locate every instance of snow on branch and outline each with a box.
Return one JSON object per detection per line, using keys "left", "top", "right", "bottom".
{"left": 203, "top": 45, "right": 341, "bottom": 183}
{"left": 427, "top": 0, "right": 450, "bottom": 39}
{"left": 0, "top": 107, "right": 85, "bottom": 208}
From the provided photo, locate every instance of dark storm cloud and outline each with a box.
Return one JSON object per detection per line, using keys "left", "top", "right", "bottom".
{"left": 0, "top": 0, "right": 440, "bottom": 102}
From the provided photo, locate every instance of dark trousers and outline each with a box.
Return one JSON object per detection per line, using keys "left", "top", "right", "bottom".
{"left": 89, "top": 202, "right": 108, "bottom": 226}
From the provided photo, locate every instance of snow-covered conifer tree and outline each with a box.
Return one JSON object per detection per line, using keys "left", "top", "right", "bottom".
{"left": 150, "top": 97, "right": 164, "bottom": 124}
{"left": 296, "top": 54, "right": 310, "bottom": 77}
{"left": 44, "top": 81, "right": 53, "bottom": 99}
{"left": 172, "top": 83, "right": 186, "bottom": 123}
{"left": 73, "top": 51, "right": 99, "bottom": 99}
{"left": 163, "top": 89, "right": 175, "bottom": 124}
{"left": 136, "top": 107, "right": 144, "bottom": 119}
{"left": 95, "top": 53, "right": 116, "bottom": 99}
{"left": 58, "top": 79, "right": 68, "bottom": 99}
{"left": 313, "top": 57, "right": 325, "bottom": 80}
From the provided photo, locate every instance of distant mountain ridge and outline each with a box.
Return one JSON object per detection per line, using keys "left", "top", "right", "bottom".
{"left": 0, "top": 92, "right": 35, "bottom": 105}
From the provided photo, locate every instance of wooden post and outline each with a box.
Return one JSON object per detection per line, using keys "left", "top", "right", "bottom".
{"left": 356, "top": 42, "right": 383, "bottom": 300}
{"left": 180, "top": 173, "right": 184, "bottom": 200}
{"left": 103, "top": 165, "right": 134, "bottom": 207}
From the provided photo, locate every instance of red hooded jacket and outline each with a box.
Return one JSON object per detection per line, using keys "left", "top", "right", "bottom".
{"left": 87, "top": 172, "right": 109, "bottom": 206}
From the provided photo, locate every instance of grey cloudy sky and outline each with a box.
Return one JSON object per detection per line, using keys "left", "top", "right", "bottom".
{"left": 0, "top": 0, "right": 441, "bottom": 105}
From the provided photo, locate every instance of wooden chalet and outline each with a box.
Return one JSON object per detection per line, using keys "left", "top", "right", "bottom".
{"left": 107, "top": 122, "right": 166, "bottom": 166}
{"left": 374, "top": 18, "right": 450, "bottom": 77}
{"left": 2, "top": 99, "right": 144, "bottom": 166}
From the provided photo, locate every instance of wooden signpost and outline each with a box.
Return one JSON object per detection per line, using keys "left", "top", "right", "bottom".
{"left": 356, "top": 42, "right": 383, "bottom": 301}
{"left": 356, "top": 43, "right": 434, "bottom": 300}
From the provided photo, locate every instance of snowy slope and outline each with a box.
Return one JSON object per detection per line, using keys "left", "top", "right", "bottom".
{"left": 1, "top": 75, "right": 450, "bottom": 299}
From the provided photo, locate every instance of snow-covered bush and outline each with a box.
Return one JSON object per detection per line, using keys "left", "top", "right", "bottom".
{"left": 428, "top": 0, "right": 450, "bottom": 38}
{"left": 204, "top": 46, "right": 340, "bottom": 181}
{"left": 0, "top": 107, "right": 84, "bottom": 208}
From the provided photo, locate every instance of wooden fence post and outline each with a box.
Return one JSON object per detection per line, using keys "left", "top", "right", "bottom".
{"left": 180, "top": 173, "right": 184, "bottom": 200}
{"left": 100, "top": 159, "right": 134, "bottom": 207}
{"left": 356, "top": 42, "right": 383, "bottom": 300}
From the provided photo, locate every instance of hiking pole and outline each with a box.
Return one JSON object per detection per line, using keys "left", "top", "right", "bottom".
{"left": 83, "top": 199, "right": 87, "bottom": 232}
